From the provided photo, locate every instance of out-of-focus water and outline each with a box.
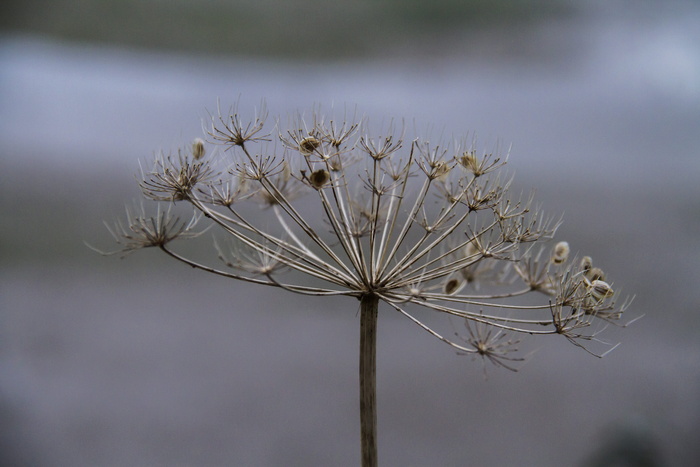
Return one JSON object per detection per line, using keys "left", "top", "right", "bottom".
{"left": 1, "top": 2, "right": 700, "bottom": 466}
{"left": 2, "top": 3, "right": 700, "bottom": 181}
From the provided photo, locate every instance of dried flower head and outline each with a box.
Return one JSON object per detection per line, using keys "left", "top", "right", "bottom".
{"left": 458, "top": 148, "right": 504, "bottom": 177}
{"left": 140, "top": 151, "right": 215, "bottom": 202}
{"left": 92, "top": 204, "right": 204, "bottom": 256}
{"left": 456, "top": 317, "right": 525, "bottom": 375}
{"left": 105, "top": 102, "right": 630, "bottom": 358}
{"left": 99, "top": 101, "right": 632, "bottom": 467}
{"left": 207, "top": 100, "right": 270, "bottom": 148}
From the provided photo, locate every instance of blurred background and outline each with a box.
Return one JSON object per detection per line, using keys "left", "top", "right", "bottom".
{"left": 1, "top": 0, "right": 699, "bottom": 465}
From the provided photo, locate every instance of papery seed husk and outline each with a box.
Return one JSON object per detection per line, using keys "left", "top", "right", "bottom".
{"left": 192, "top": 138, "right": 206, "bottom": 160}
{"left": 552, "top": 241, "right": 570, "bottom": 264}
{"left": 310, "top": 169, "right": 330, "bottom": 189}
{"left": 586, "top": 267, "right": 606, "bottom": 282}
{"left": 590, "top": 279, "right": 614, "bottom": 300}
{"left": 580, "top": 256, "right": 593, "bottom": 272}
{"left": 299, "top": 136, "right": 321, "bottom": 154}
{"left": 444, "top": 277, "right": 465, "bottom": 295}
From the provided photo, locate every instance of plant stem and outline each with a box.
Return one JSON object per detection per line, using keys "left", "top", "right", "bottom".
{"left": 359, "top": 293, "right": 379, "bottom": 467}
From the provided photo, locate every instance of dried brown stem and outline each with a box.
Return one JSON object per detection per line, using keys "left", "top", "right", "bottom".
{"left": 359, "top": 293, "right": 379, "bottom": 467}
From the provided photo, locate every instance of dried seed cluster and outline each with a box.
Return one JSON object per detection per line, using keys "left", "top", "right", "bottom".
{"left": 101, "top": 102, "right": 631, "bottom": 368}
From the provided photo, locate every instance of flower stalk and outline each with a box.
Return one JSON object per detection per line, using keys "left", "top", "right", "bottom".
{"left": 359, "top": 293, "right": 379, "bottom": 467}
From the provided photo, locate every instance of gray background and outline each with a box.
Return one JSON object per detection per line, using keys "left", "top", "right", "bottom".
{"left": 2, "top": 1, "right": 699, "bottom": 465}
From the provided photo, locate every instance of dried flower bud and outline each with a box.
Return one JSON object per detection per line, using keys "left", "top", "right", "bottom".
{"left": 586, "top": 267, "right": 606, "bottom": 282}
{"left": 309, "top": 169, "right": 330, "bottom": 189}
{"left": 192, "top": 138, "right": 206, "bottom": 160}
{"left": 443, "top": 276, "right": 465, "bottom": 295}
{"left": 551, "top": 241, "right": 570, "bottom": 264}
{"left": 589, "top": 279, "right": 614, "bottom": 301}
{"left": 459, "top": 151, "right": 479, "bottom": 174}
{"left": 580, "top": 256, "right": 593, "bottom": 273}
{"left": 299, "top": 136, "right": 321, "bottom": 154}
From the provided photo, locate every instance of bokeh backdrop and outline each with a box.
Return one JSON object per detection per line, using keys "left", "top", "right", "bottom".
{"left": 2, "top": 0, "right": 699, "bottom": 465}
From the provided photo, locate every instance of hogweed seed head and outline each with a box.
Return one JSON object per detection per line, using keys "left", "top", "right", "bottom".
{"left": 91, "top": 204, "right": 205, "bottom": 256}
{"left": 102, "top": 102, "right": 632, "bottom": 369}
{"left": 459, "top": 150, "right": 479, "bottom": 174}
{"left": 458, "top": 317, "right": 525, "bottom": 375}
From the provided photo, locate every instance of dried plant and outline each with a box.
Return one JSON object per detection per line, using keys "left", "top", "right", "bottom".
{"left": 97, "top": 102, "right": 631, "bottom": 466}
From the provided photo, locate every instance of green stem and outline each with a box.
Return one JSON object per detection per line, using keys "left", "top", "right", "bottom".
{"left": 359, "top": 294, "right": 379, "bottom": 467}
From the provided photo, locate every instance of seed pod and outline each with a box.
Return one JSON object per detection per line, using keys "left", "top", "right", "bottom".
{"left": 299, "top": 136, "right": 321, "bottom": 154}
{"left": 589, "top": 279, "right": 614, "bottom": 301}
{"left": 580, "top": 256, "right": 593, "bottom": 273}
{"left": 309, "top": 169, "right": 330, "bottom": 189}
{"left": 551, "top": 241, "right": 570, "bottom": 264}
{"left": 586, "top": 267, "right": 606, "bottom": 282}
{"left": 192, "top": 138, "right": 206, "bottom": 160}
{"left": 443, "top": 276, "right": 465, "bottom": 295}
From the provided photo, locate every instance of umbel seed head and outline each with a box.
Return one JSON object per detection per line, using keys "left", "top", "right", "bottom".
{"left": 101, "top": 101, "right": 631, "bottom": 372}
{"left": 459, "top": 150, "right": 479, "bottom": 174}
